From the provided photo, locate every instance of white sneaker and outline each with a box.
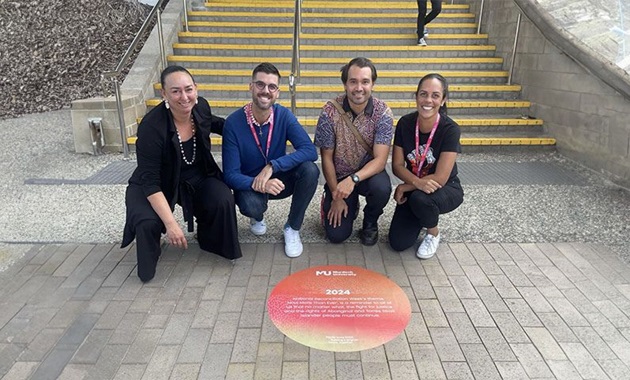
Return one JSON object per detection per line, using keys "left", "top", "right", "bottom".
{"left": 418, "top": 37, "right": 428, "bottom": 47}
{"left": 417, "top": 233, "right": 440, "bottom": 259}
{"left": 250, "top": 218, "right": 267, "bottom": 236}
{"left": 423, "top": 28, "right": 429, "bottom": 37}
{"left": 283, "top": 226, "right": 303, "bottom": 258}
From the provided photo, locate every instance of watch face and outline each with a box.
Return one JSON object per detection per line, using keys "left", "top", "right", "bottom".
{"left": 352, "top": 174, "right": 359, "bottom": 183}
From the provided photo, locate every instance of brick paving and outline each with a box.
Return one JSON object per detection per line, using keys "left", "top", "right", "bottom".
{"left": 1, "top": 241, "right": 630, "bottom": 379}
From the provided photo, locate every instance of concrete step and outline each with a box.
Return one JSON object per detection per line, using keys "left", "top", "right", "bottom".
{"left": 153, "top": 83, "right": 523, "bottom": 100}
{"left": 203, "top": 1, "right": 470, "bottom": 13}
{"left": 168, "top": 55, "right": 504, "bottom": 71}
{"left": 188, "top": 11, "right": 476, "bottom": 24}
{"left": 127, "top": 133, "right": 555, "bottom": 149}
{"left": 145, "top": 98, "right": 532, "bottom": 117}
{"left": 178, "top": 32, "right": 487, "bottom": 46}
{"left": 187, "top": 69, "right": 510, "bottom": 84}
{"left": 172, "top": 43, "right": 497, "bottom": 58}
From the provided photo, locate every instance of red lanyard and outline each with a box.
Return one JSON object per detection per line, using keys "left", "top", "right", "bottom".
{"left": 247, "top": 107, "right": 274, "bottom": 162}
{"left": 414, "top": 113, "right": 440, "bottom": 177}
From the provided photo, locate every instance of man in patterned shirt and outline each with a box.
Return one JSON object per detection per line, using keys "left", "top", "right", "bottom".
{"left": 314, "top": 57, "right": 394, "bottom": 246}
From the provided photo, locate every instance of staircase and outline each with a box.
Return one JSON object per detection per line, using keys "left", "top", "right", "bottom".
{"left": 133, "top": 0, "right": 555, "bottom": 149}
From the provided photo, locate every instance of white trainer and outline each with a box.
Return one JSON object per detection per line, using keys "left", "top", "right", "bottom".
{"left": 418, "top": 37, "right": 428, "bottom": 47}
{"left": 250, "top": 218, "right": 267, "bottom": 236}
{"left": 283, "top": 226, "right": 303, "bottom": 258}
{"left": 417, "top": 233, "right": 440, "bottom": 259}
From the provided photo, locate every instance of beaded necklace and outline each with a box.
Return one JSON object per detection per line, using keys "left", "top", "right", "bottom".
{"left": 176, "top": 117, "right": 196, "bottom": 165}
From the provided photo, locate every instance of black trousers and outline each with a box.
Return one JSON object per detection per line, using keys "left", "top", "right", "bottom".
{"left": 388, "top": 178, "right": 463, "bottom": 251}
{"left": 417, "top": 0, "right": 442, "bottom": 36}
{"left": 321, "top": 170, "right": 391, "bottom": 244}
{"left": 123, "top": 177, "right": 242, "bottom": 282}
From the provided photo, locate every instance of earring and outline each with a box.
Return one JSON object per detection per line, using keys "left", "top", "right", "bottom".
{"left": 195, "top": 97, "right": 198, "bottom": 105}
{"left": 164, "top": 99, "right": 170, "bottom": 109}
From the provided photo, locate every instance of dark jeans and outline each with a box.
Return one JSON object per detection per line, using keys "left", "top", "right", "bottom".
{"left": 389, "top": 178, "right": 463, "bottom": 252}
{"left": 234, "top": 161, "right": 319, "bottom": 230}
{"left": 417, "top": 0, "right": 442, "bottom": 37}
{"left": 321, "top": 170, "right": 391, "bottom": 244}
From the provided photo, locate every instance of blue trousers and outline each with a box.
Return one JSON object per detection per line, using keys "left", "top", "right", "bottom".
{"left": 234, "top": 161, "right": 319, "bottom": 230}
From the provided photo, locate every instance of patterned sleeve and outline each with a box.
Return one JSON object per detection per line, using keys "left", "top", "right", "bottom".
{"left": 314, "top": 108, "right": 336, "bottom": 150}
{"left": 374, "top": 106, "right": 394, "bottom": 145}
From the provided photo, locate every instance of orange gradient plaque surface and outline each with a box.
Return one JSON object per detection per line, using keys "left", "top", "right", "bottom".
{"left": 267, "top": 265, "right": 412, "bottom": 352}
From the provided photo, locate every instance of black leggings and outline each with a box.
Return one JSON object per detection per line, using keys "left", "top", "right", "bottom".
{"left": 417, "top": 0, "right": 442, "bottom": 36}
{"left": 389, "top": 179, "right": 463, "bottom": 251}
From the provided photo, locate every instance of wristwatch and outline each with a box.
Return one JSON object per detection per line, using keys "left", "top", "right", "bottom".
{"left": 351, "top": 173, "right": 360, "bottom": 183}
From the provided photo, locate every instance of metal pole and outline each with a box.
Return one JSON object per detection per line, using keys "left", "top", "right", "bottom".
{"left": 289, "top": 0, "right": 302, "bottom": 114}
{"left": 183, "top": 0, "right": 189, "bottom": 32}
{"left": 113, "top": 78, "right": 130, "bottom": 158}
{"left": 476, "top": 0, "right": 485, "bottom": 34}
{"left": 157, "top": 8, "right": 167, "bottom": 71}
{"left": 508, "top": 12, "right": 522, "bottom": 85}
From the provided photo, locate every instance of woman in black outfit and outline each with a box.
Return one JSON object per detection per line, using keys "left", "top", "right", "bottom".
{"left": 122, "top": 66, "right": 242, "bottom": 282}
{"left": 388, "top": 73, "right": 463, "bottom": 259}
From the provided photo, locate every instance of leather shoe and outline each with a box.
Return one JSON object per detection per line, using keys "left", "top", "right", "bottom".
{"left": 360, "top": 222, "right": 378, "bottom": 246}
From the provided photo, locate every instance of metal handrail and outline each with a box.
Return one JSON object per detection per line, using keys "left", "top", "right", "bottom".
{"left": 289, "top": 0, "right": 302, "bottom": 115}
{"left": 101, "top": 0, "right": 170, "bottom": 158}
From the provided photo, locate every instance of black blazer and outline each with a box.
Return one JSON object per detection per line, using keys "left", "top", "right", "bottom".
{"left": 128, "top": 96, "right": 224, "bottom": 208}
{"left": 121, "top": 97, "right": 224, "bottom": 248}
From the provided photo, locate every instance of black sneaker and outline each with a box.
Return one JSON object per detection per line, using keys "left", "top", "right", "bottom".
{"left": 360, "top": 222, "right": 378, "bottom": 246}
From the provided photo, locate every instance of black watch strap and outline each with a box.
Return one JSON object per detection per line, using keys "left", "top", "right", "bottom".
{"left": 351, "top": 173, "right": 360, "bottom": 183}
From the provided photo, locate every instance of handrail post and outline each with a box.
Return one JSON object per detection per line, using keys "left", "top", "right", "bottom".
{"left": 508, "top": 12, "right": 522, "bottom": 85}
{"left": 112, "top": 77, "right": 130, "bottom": 158}
{"left": 157, "top": 8, "right": 167, "bottom": 71}
{"left": 289, "top": 0, "right": 301, "bottom": 115}
{"left": 183, "top": 0, "right": 189, "bottom": 32}
{"left": 476, "top": 0, "right": 485, "bottom": 34}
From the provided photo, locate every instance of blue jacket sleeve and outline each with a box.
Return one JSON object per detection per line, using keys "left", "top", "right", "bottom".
{"left": 222, "top": 116, "right": 255, "bottom": 191}
{"left": 269, "top": 107, "right": 317, "bottom": 173}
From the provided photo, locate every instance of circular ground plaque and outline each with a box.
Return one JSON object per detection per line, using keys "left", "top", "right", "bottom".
{"left": 267, "top": 265, "right": 411, "bottom": 352}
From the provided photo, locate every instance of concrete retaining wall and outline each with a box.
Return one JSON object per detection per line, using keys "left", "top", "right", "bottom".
{"left": 71, "top": 0, "right": 185, "bottom": 154}
{"left": 466, "top": 0, "right": 630, "bottom": 188}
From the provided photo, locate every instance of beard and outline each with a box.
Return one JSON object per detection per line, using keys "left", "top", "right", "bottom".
{"left": 252, "top": 94, "right": 275, "bottom": 111}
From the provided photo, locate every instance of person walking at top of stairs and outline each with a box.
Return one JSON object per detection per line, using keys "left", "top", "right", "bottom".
{"left": 417, "top": 0, "right": 442, "bottom": 46}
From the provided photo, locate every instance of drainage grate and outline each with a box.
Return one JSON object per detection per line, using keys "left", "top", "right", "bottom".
{"left": 25, "top": 160, "right": 585, "bottom": 186}
{"left": 457, "top": 162, "right": 582, "bottom": 185}
{"left": 25, "top": 161, "right": 137, "bottom": 185}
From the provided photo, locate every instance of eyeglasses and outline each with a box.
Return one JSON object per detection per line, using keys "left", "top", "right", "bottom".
{"left": 253, "top": 81, "right": 279, "bottom": 93}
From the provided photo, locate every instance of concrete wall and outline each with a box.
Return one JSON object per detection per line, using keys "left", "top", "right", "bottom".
{"left": 71, "top": 0, "right": 185, "bottom": 154}
{"left": 466, "top": 0, "right": 630, "bottom": 188}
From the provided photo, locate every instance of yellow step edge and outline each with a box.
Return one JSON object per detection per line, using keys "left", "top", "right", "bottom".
{"left": 145, "top": 99, "right": 530, "bottom": 108}
{"left": 179, "top": 32, "right": 487, "bottom": 39}
{"left": 188, "top": 21, "right": 294, "bottom": 27}
{"left": 189, "top": 11, "right": 475, "bottom": 18}
{"left": 205, "top": 1, "right": 469, "bottom": 10}
{"left": 188, "top": 21, "right": 478, "bottom": 29}
{"left": 301, "top": 23, "right": 479, "bottom": 29}
{"left": 187, "top": 69, "right": 509, "bottom": 78}
{"left": 169, "top": 55, "right": 292, "bottom": 63}
{"left": 135, "top": 117, "right": 543, "bottom": 127}
{"left": 169, "top": 55, "right": 503, "bottom": 64}
{"left": 128, "top": 136, "right": 554, "bottom": 146}
{"left": 460, "top": 138, "right": 556, "bottom": 146}
{"left": 153, "top": 83, "right": 521, "bottom": 92}
{"left": 173, "top": 43, "right": 496, "bottom": 51}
